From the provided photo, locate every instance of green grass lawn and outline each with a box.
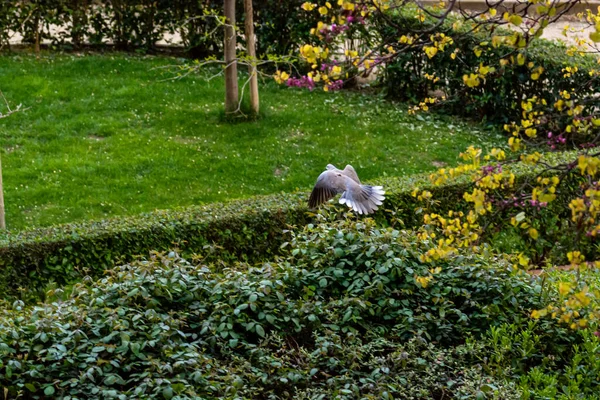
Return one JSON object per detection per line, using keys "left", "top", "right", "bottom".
{"left": 0, "top": 52, "right": 503, "bottom": 231}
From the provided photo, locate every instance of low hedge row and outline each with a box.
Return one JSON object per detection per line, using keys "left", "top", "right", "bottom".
{"left": 1, "top": 1, "right": 319, "bottom": 58}
{"left": 0, "top": 151, "right": 578, "bottom": 301}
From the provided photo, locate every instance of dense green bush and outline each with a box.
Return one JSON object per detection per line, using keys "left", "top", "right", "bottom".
{"left": 482, "top": 322, "right": 600, "bottom": 399}
{"left": 0, "top": 216, "right": 537, "bottom": 399}
{"left": 0, "top": 151, "right": 579, "bottom": 302}
{"left": 1, "top": 0, "right": 320, "bottom": 57}
{"left": 375, "top": 11, "right": 599, "bottom": 126}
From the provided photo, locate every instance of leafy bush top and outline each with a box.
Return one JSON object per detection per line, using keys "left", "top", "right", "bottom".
{"left": 0, "top": 216, "right": 538, "bottom": 399}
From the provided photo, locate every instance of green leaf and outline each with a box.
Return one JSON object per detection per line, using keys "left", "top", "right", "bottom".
{"left": 480, "top": 383, "right": 498, "bottom": 393}
{"left": 319, "top": 278, "right": 327, "bottom": 288}
{"left": 44, "top": 386, "right": 55, "bottom": 396}
{"left": 130, "top": 343, "right": 141, "bottom": 357}
{"left": 255, "top": 324, "right": 266, "bottom": 337}
{"left": 162, "top": 386, "right": 174, "bottom": 400}
{"left": 509, "top": 15, "right": 522, "bottom": 26}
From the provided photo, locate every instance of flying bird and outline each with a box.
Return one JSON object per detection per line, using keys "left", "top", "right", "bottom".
{"left": 308, "top": 164, "right": 385, "bottom": 215}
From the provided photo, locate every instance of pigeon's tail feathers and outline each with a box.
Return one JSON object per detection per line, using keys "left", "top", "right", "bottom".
{"left": 370, "top": 186, "right": 386, "bottom": 204}
{"left": 340, "top": 184, "right": 386, "bottom": 215}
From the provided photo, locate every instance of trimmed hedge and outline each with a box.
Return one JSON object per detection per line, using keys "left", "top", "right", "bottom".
{"left": 0, "top": 151, "right": 578, "bottom": 301}
{"left": 1, "top": 0, "right": 319, "bottom": 58}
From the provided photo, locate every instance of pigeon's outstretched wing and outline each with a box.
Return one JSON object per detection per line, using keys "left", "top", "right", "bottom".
{"left": 341, "top": 164, "right": 361, "bottom": 184}
{"left": 308, "top": 170, "right": 342, "bottom": 209}
{"left": 308, "top": 165, "right": 386, "bottom": 214}
{"left": 339, "top": 177, "right": 385, "bottom": 215}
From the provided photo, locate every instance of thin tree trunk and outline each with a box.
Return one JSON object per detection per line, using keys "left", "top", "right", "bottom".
{"left": 224, "top": 0, "right": 239, "bottom": 114}
{"left": 244, "top": 0, "right": 259, "bottom": 115}
{"left": 34, "top": 13, "right": 40, "bottom": 57}
{"left": 0, "top": 156, "right": 6, "bottom": 230}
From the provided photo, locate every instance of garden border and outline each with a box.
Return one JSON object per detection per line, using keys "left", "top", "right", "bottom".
{"left": 0, "top": 151, "right": 577, "bottom": 300}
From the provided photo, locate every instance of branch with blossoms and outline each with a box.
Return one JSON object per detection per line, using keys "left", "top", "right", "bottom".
{"left": 280, "top": 0, "right": 600, "bottom": 331}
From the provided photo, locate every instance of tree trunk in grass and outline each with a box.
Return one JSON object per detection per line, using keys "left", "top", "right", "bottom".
{"left": 244, "top": 0, "right": 259, "bottom": 115}
{"left": 224, "top": 0, "right": 239, "bottom": 114}
{"left": 34, "top": 13, "right": 40, "bottom": 57}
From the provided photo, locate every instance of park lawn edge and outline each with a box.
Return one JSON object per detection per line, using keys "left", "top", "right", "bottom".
{"left": 0, "top": 151, "right": 578, "bottom": 301}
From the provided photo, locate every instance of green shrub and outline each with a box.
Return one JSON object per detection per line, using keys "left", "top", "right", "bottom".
{"left": 1, "top": 0, "right": 320, "bottom": 57}
{"left": 0, "top": 217, "right": 534, "bottom": 399}
{"left": 479, "top": 322, "right": 600, "bottom": 399}
{"left": 473, "top": 266, "right": 600, "bottom": 399}
{"left": 0, "top": 151, "right": 578, "bottom": 302}
{"left": 283, "top": 215, "right": 541, "bottom": 342}
{"left": 375, "top": 10, "right": 599, "bottom": 126}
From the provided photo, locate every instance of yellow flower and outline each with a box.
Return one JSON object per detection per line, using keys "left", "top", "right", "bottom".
{"left": 301, "top": 2, "right": 316, "bottom": 11}
{"left": 528, "top": 228, "right": 539, "bottom": 240}
{"left": 463, "top": 73, "right": 481, "bottom": 88}
{"left": 558, "top": 282, "right": 572, "bottom": 296}
{"left": 531, "top": 309, "right": 547, "bottom": 319}
{"left": 567, "top": 251, "right": 585, "bottom": 265}
{"left": 574, "top": 290, "right": 591, "bottom": 307}
{"left": 424, "top": 46, "right": 438, "bottom": 59}
{"left": 330, "top": 65, "right": 342, "bottom": 78}
{"left": 429, "top": 267, "right": 442, "bottom": 275}
{"left": 342, "top": 1, "right": 355, "bottom": 11}
{"left": 518, "top": 253, "right": 529, "bottom": 267}
{"left": 415, "top": 275, "right": 433, "bottom": 288}
{"left": 273, "top": 70, "right": 290, "bottom": 84}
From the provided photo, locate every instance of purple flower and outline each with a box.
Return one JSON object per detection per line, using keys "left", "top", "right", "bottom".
{"left": 326, "top": 80, "right": 344, "bottom": 91}
{"left": 285, "top": 75, "right": 315, "bottom": 91}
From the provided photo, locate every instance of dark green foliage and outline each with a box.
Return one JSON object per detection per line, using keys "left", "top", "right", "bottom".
{"left": 1, "top": 0, "right": 320, "bottom": 56}
{"left": 251, "top": 1, "right": 321, "bottom": 60}
{"left": 0, "top": 217, "right": 534, "bottom": 399}
{"left": 0, "top": 193, "right": 310, "bottom": 302}
{"left": 376, "top": 12, "right": 599, "bottom": 126}
{"left": 281, "top": 216, "right": 540, "bottom": 343}
{"left": 482, "top": 322, "right": 600, "bottom": 399}
{"left": 0, "top": 151, "right": 578, "bottom": 302}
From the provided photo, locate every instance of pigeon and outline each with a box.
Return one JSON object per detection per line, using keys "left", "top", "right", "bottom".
{"left": 308, "top": 164, "right": 385, "bottom": 215}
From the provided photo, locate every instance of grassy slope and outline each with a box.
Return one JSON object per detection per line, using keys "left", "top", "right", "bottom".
{"left": 0, "top": 53, "right": 502, "bottom": 230}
